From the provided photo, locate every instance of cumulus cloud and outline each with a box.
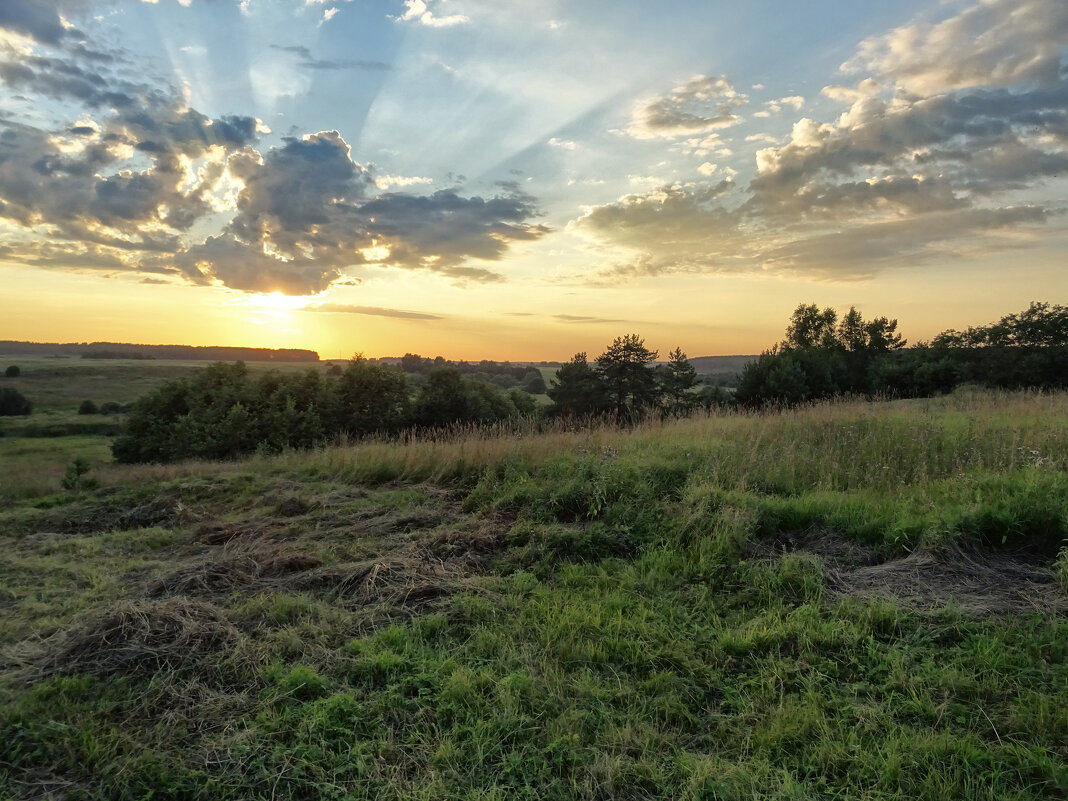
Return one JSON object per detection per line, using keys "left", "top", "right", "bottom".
{"left": 0, "top": 0, "right": 85, "bottom": 46}
{"left": 571, "top": 181, "right": 747, "bottom": 279}
{"left": 0, "top": 11, "right": 546, "bottom": 296}
{"left": 627, "top": 75, "right": 747, "bottom": 139}
{"left": 179, "top": 131, "right": 548, "bottom": 293}
{"left": 394, "top": 0, "right": 468, "bottom": 27}
{"left": 843, "top": 0, "right": 1068, "bottom": 95}
{"left": 572, "top": 0, "right": 1067, "bottom": 283}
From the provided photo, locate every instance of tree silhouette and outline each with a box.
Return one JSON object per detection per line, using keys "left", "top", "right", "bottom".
{"left": 595, "top": 334, "right": 659, "bottom": 422}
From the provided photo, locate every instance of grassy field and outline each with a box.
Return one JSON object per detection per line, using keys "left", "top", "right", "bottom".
{"left": 0, "top": 357, "right": 328, "bottom": 415}
{"left": 1, "top": 388, "right": 1066, "bottom": 799}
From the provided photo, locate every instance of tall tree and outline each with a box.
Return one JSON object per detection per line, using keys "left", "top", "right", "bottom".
{"left": 548, "top": 352, "right": 610, "bottom": 418}
{"left": 836, "top": 307, "right": 867, "bottom": 352}
{"left": 784, "top": 304, "right": 838, "bottom": 350}
{"left": 595, "top": 334, "right": 659, "bottom": 422}
{"left": 659, "top": 347, "right": 698, "bottom": 416}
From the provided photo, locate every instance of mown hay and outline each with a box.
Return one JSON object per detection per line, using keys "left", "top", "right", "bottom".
{"left": 147, "top": 556, "right": 260, "bottom": 597}
{"left": 824, "top": 539, "right": 1068, "bottom": 615}
{"left": 293, "top": 553, "right": 468, "bottom": 607}
{"left": 24, "top": 598, "right": 241, "bottom": 678}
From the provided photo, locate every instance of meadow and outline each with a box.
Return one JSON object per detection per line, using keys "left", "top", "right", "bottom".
{"left": 0, "top": 374, "right": 1066, "bottom": 799}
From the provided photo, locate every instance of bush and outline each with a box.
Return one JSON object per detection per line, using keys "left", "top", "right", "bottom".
{"left": 99, "top": 401, "right": 125, "bottom": 415}
{"left": 4, "top": 365, "right": 19, "bottom": 377}
{"left": 78, "top": 399, "right": 99, "bottom": 415}
{"left": 0, "top": 386, "right": 32, "bottom": 416}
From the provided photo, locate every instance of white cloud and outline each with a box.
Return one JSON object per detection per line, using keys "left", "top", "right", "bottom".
{"left": 374, "top": 173, "right": 433, "bottom": 189}
{"left": 843, "top": 0, "right": 1068, "bottom": 94}
{"left": 548, "top": 137, "right": 576, "bottom": 150}
{"left": 394, "top": 0, "right": 468, "bottom": 27}
{"left": 627, "top": 75, "right": 747, "bottom": 139}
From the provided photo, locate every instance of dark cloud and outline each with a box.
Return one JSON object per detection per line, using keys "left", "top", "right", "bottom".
{"left": 306, "top": 304, "right": 443, "bottom": 320}
{"left": 0, "top": 114, "right": 247, "bottom": 249}
{"left": 0, "top": 0, "right": 83, "bottom": 45}
{"left": 0, "top": 56, "right": 136, "bottom": 108}
{"left": 269, "top": 44, "right": 390, "bottom": 71}
{"left": 183, "top": 130, "right": 547, "bottom": 293}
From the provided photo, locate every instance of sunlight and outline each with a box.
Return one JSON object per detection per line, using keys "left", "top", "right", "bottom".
{"left": 253, "top": 292, "right": 313, "bottom": 311}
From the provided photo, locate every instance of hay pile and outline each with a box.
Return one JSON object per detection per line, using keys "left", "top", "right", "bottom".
{"left": 823, "top": 540, "right": 1068, "bottom": 615}
{"left": 24, "top": 598, "right": 240, "bottom": 678}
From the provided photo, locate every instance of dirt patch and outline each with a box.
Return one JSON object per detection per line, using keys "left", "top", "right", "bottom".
{"left": 18, "top": 598, "right": 241, "bottom": 679}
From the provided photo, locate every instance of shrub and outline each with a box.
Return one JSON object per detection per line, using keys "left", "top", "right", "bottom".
{"left": 78, "top": 399, "right": 99, "bottom": 415}
{"left": 4, "top": 365, "right": 20, "bottom": 377}
{"left": 0, "top": 386, "right": 31, "bottom": 415}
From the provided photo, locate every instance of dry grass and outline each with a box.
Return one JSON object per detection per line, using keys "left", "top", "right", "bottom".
{"left": 16, "top": 598, "right": 241, "bottom": 679}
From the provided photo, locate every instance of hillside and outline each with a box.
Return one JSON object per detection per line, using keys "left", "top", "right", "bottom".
{"left": 0, "top": 341, "right": 319, "bottom": 362}
{"left": 1, "top": 390, "right": 1066, "bottom": 799}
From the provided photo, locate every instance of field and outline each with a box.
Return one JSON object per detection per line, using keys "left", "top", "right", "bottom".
{"left": 1, "top": 378, "right": 1066, "bottom": 799}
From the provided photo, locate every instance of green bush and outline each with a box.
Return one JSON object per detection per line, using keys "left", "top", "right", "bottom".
{"left": 4, "top": 364, "right": 20, "bottom": 377}
{"left": 78, "top": 399, "right": 99, "bottom": 415}
{"left": 0, "top": 386, "right": 31, "bottom": 415}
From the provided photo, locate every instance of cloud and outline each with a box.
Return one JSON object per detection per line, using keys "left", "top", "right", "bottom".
{"left": 552, "top": 314, "right": 628, "bottom": 324}
{"left": 373, "top": 173, "right": 432, "bottom": 189}
{"left": 180, "top": 131, "right": 548, "bottom": 293}
{"left": 571, "top": 181, "right": 746, "bottom": 279}
{"left": 760, "top": 206, "right": 1053, "bottom": 278}
{"left": 269, "top": 44, "right": 389, "bottom": 71}
{"left": 627, "top": 75, "right": 747, "bottom": 139}
{"left": 0, "top": 14, "right": 544, "bottom": 298}
{"left": 843, "top": 0, "right": 1068, "bottom": 95}
{"left": 755, "top": 95, "right": 805, "bottom": 117}
{"left": 394, "top": 0, "right": 468, "bottom": 27}
{"left": 548, "top": 137, "right": 576, "bottom": 150}
{"left": 0, "top": 0, "right": 84, "bottom": 46}
{"left": 572, "top": 0, "right": 1068, "bottom": 284}
{"left": 305, "top": 303, "right": 443, "bottom": 320}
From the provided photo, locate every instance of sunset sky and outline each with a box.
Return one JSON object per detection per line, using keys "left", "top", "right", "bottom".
{"left": 1, "top": 0, "right": 1066, "bottom": 360}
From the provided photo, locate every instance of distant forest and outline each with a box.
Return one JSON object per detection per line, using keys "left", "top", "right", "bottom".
{"left": 5, "top": 301, "right": 1064, "bottom": 464}
{"left": 0, "top": 341, "right": 320, "bottom": 362}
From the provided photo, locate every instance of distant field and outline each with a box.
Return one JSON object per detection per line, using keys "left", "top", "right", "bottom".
{"left": 687, "top": 354, "right": 755, "bottom": 374}
{"left": 0, "top": 356, "right": 329, "bottom": 415}
{"left": 1, "top": 388, "right": 1065, "bottom": 799}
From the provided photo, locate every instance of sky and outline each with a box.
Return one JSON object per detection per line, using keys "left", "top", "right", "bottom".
{"left": 1, "top": 0, "right": 1066, "bottom": 360}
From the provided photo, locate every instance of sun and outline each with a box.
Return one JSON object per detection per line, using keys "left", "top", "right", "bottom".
{"left": 253, "top": 292, "right": 313, "bottom": 311}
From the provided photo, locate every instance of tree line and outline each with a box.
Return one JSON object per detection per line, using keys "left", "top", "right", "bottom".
{"left": 111, "top": 359, "right": 540, "bottom": 463}
{"left": 735, "top": 301, "right": 1068, "bottom": 406}
{"left": 8, "top": 300, "right": 1064, "bottom": 462}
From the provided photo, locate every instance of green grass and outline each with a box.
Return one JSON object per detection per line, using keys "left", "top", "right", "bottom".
{"left": 0, "top": 388, "right": 1065, "bottom": 800}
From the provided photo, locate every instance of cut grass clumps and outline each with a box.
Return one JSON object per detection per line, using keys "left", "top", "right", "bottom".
{"left": 21, "top": 598, "right": 241, "bottom": 679}
{"left": 1, "top": 389, "right": 1067, "bottom": 800}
